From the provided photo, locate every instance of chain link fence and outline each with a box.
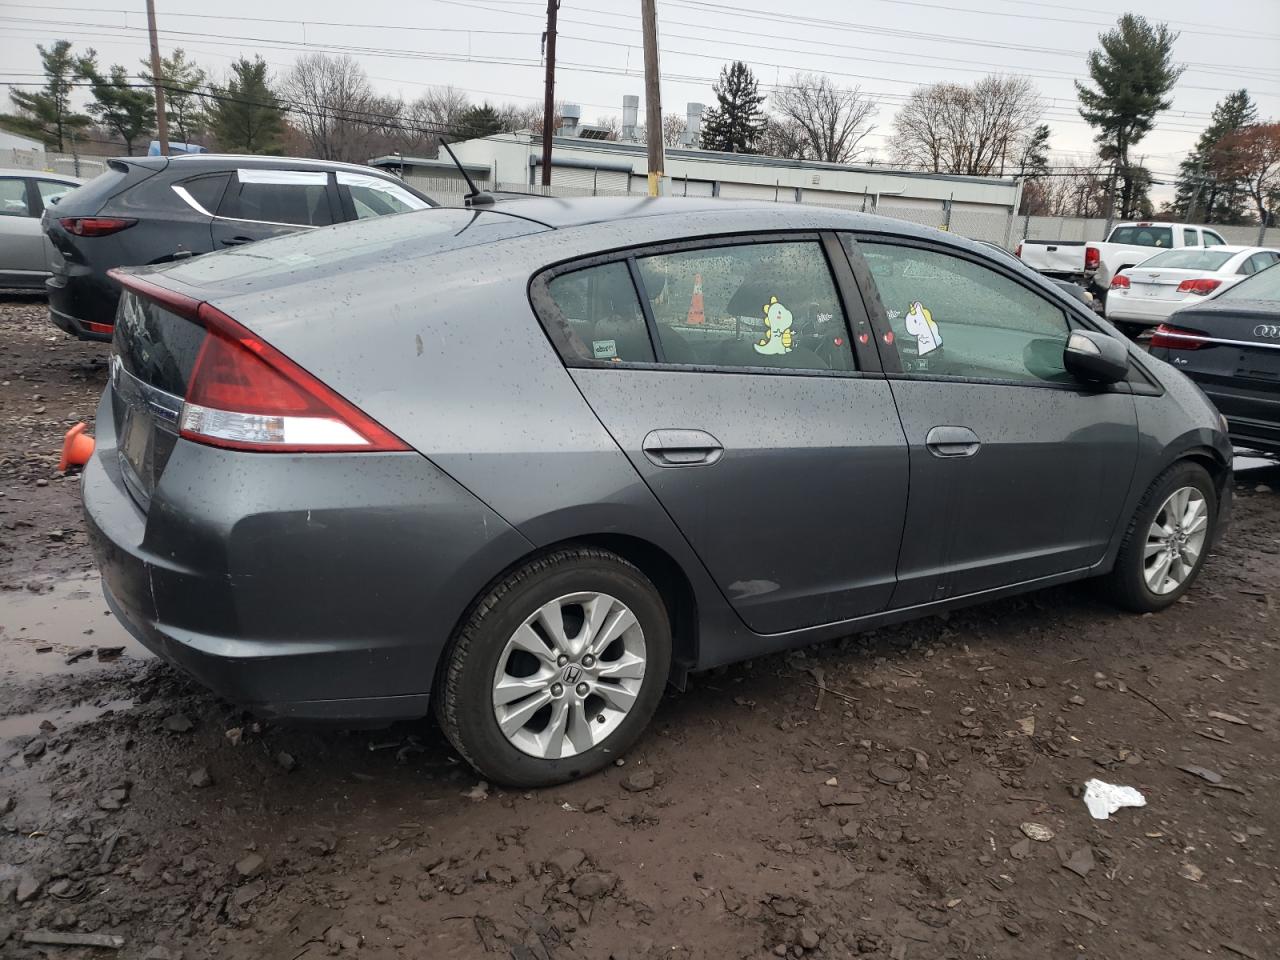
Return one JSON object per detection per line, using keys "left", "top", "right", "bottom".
{"left": 11, "top": 148, "right": 1278, "bottom": 250}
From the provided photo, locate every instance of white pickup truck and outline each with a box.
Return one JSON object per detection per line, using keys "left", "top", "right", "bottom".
{"left": 1017, "top": 222, "right": 1229, "bottom": 291}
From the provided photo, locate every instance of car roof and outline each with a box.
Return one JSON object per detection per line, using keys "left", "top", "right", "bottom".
{"left": 119, "top": 154, "right": 404, "bottom": 177}
{"left": 0, "top": 167, "right": 81, "bottom": 182}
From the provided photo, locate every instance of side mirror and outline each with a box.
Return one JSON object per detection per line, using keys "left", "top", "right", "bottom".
{"left": 1064, "top": 329, "right": 1129, "bottom": 384}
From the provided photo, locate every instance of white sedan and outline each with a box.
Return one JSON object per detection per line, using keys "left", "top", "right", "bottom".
{"left": 1104, "top": 245, "right": 1280, "bottom": 333}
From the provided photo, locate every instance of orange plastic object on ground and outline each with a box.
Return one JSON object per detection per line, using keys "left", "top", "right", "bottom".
{"left": 686, "top": 273, "right": 705, "bottom": 325}
{"left": 58, "top": 422, "right": 95, "bottom": 472}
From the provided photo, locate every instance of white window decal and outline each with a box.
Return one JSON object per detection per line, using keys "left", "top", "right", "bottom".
{"left": 236, "top": 168, "right": 328, "bottom": 186}
{"left": 592, "top": 339, "right": 618, "bottom": 359}
{"left": 904, "top": 301, "right": 943, "bottom": 356}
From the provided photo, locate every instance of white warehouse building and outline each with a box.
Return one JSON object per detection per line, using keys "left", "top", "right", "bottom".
{"left": 370, "top": 101, "right": 1022, "bottom": 224}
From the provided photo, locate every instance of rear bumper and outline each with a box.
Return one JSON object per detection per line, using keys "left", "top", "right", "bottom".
{"left": 1104, "top": 293, "right": 1186, "bottom": 327}
{"left": 46, "top": 270, "right": 116, "bottom": 342}
{"left": 83, "top": 387, "right": 535, "bottom": 722}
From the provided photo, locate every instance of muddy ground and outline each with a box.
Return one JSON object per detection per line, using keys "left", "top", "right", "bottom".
{"left": 1, "top": 295, "right": 1278, "bottom": 960}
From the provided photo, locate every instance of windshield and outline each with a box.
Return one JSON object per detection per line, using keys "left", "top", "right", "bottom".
{"left": 1218, "top": 261, "right": 1280, "bottom": 301}
{"left": 1138, "top": 249, "right": 1235, "bottom": 270}
{"left": 1108, "top": 225, "right": 1173, "bottom": 248}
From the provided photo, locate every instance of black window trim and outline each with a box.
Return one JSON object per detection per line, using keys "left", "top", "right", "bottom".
{"left": 840, "top": 230, "right": 1146, "bottom": 395}
{"left": 528, "top": 229, "right": 881, "bottom": 379}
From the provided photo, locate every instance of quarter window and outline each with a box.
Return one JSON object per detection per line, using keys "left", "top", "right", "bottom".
{"left": 216, "top": 169, "right": 333, "bottom": 227}
{"left": 545, "top": 261, "right": 654, "bottom": 363}
{"left": 337, "top": 172, "right": 429, "bottom": 219}
{"left": 635, "top": 241, "right": 855, "bottom": 371}
{"left": 0, "top": 178, "right": 30, "bottom": 217}
{"left": 178, "top": 174, "right": 230, "bottom": 215}
{"left": 853, "top": 239, "right": 1073, "bottom": 384}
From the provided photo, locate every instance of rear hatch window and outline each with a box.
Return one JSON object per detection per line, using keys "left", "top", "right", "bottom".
{"left": 56, "top": 160, "right": 156, "bottom": 215}
{"left": 110, "top": 290, "right": 205, "bottom": 509}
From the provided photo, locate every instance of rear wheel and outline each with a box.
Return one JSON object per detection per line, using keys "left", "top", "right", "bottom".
{"left": 1104, "top": 461, "right": 1217, "bottom": 612}
{"left": 436, "top": 548, "right": 671, "bottom": 787}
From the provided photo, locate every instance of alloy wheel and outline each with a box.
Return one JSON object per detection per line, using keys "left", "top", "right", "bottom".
{"left": 491, "top": 592, "right": 647, "bottom": 759}
{"left": 1143, "top": 485, "right": 1209, "bottom": 595}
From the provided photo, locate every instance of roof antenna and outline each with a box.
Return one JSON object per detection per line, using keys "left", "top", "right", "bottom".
{"left": 441, "top": 139, "right": 491, "bottom": 206}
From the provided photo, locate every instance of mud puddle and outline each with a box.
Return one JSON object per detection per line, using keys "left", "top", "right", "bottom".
{"left": 0, "top": 574, "right": 151, "bottom": 680}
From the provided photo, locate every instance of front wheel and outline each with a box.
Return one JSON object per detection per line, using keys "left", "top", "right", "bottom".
{"left": 436, "top": 548, "right": 672, "bottom": 788}
{"left": 1104, "top": 461, "right": 1218, "bottom": 612}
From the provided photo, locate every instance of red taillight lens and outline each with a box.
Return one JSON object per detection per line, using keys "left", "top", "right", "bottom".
{"left": 108, "top": 271, "right": 409, "bottom": 453}
{"left": 1085, "top": 246, "right": 1100, "bottom": 270}
{"left": 60, "top": 217, "right": 137, "bottom": 237}
{"left": 1150, "top": 324, "right": 1207, "bottom": 350}
{"left": 1110, "top": 274, "right": 1130, "bottom": 289}
{"left": 1014, "top": 242, "right": 1023, "bottom": 258}
{"left": 1175, "top": 278, "right": 1221, "bottom": 296}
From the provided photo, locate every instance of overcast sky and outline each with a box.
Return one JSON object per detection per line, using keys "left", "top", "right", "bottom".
{"left": 3, "top": 0, "right": 1278, "bottom": 202}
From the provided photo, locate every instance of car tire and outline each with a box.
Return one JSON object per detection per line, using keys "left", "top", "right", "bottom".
{"left": 436, "top": 547, "right": 672, "bottom": 788}
{"left": 1104, "top": 461, "right": 1218, "bottom": 613}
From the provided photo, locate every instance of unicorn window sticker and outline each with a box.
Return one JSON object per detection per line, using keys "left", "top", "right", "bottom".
{"left": 903, "top": 300, "right": 943, "bottom": 356}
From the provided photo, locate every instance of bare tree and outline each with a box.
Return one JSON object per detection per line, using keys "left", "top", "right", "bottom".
{"left": 282, "top": 53, "right": 389, "bottom": 162}
{"left": 757, "top": 116, "right": 808, "bottom": 160}
{"left": 768, "top": 74, "right": 875, "bottom": 163}
{"left": 405, "top": 85, "right": 470, "bottom": 149}
{"left": 1045, "top": 158, "right": 1111, "bottom": 217}
{"left": 662, "top": 112, "right": 686, "bottom": 147}
{"left": 891, "top": 75, "right": 1043, "bottom": 176}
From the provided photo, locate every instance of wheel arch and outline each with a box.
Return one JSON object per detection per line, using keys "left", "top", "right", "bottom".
{"left": 433, "top": 533, "right": 700, "bottom": 695}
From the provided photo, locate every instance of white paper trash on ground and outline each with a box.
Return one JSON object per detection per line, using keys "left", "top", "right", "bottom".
{"left": 1083, "top": 779, "right": 1146, "bottom": 820}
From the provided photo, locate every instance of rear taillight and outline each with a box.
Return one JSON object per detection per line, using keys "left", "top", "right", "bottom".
{"left": 1014, "top": 242, "right": 1023, "bottom": 258}
{"left": 1110, "top": 274, "right": 1130, "bottom": 289}
{"left": 1176, "top": 278, "right": 1221, "bottom": 296}
{"left": 1085, "top": 246, "right": 1100, "bottom": 270}
{"left": 1150, "top": 324, "right": 1208, "bottom": 350}
{"left": 108, "top": 271, "right": 409, "bottom": 453}
{"left": 60, "top": 217, "right": 137, "bottom": 237}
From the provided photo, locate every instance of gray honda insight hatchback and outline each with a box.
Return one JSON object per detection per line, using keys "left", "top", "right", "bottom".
{"left": 85, "top": 198, "right": 1232, "bottom": 786}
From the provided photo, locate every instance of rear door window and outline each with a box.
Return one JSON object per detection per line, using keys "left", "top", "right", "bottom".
{"left": 1182, "top": 228, "right": 1197, "bottom": 246}
{"left": 636, "top": 241, "right": 856, "bottom": 371}
{"left": 336, "top": 172, "right": 430, "bottom": 219}
{"left": 217, "top": 169, "right": 333, "bottom": 227}
{"left": 1108, "top": 225, "right": 1173, "bottom": 248}
{"left": 0, "top": 177, "right": 31, "bottom": 217}
{"left": 1203, "top": 231, "right": 1226, "bottom": 246}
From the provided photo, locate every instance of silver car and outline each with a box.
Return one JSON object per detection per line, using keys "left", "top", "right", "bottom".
{"left": 0, "top": 168, "right": 82, "bottom": 289}
{"left": 86, "top": 197, "right": 1233, "bottom": 787}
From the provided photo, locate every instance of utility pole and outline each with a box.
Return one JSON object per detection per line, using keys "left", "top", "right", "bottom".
{"left": 145, "top": 0, "right": 169, "bottom": 155}
{"left": 540, "top": 0, "right": 558, "bottom": 187}
{"left": 640, "top": 0, "right": 664, "bottom": 196}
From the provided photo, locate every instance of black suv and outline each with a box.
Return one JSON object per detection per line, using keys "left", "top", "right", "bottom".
{"left": 43, "top": 154, "right": 435, "bottom": 341}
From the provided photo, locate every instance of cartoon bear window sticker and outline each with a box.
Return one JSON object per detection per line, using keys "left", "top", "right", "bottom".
{"left": 903, "top": 300, "right": 943, "bottom": 356}
{"left": 754, "top": 296, "right": 794, "bottom": 355}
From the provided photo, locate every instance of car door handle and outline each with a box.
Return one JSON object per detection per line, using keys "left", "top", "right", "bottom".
{"left": 925, "top": 425, "right": 981, "bottom": 458}
{"left": 642, "top": 429, "right": 723, "bottom": 467}
{"left": 220, "top": 236, "right": 254, "bottom": 246}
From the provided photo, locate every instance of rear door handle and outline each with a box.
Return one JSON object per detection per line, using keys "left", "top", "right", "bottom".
{"left": 220, "top": 236, "right": 254, "bottom": 246}
{"left": 642, "top": 429, "right": 723, "bottom": 467}
{"left": 925, "top": 425, "right": 981, "bottom": 458}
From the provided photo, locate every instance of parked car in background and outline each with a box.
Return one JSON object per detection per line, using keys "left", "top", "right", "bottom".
{"left": 977, "top": 239, "right": 1094, "bottom": 307}
{"left": 1105, "top": 246, "right": 1280, "bottom": 336}
{"left": 1084, "top": 222, "right": 1229, "bottom": 296}
{"left": 43, "top": 154, "right": 434, "bottom": 341}
{"left": 1016, "top": 222, "right": 1228, "bottom": 287}
{"left": 86, "top": 198, "right": 1232, "bottom": 787}
{"left": 1150, "top": 261, "right": 1280, "bottom": 456}
{"left": 0, "top": 168, "right": 82, "bottom": 290}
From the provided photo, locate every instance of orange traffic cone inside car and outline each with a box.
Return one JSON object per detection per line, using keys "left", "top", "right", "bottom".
{"left": 58, "top": 422, "right": 95, "bottom": 472}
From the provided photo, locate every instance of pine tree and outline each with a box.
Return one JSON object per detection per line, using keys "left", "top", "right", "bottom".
{"left": 456, "top": 103, "right": 503, "bottom": 139}
{"left": 139, "top": 48, "right": 209, "bottom": 147}
{"left": 78, "top": 54, "right": 156, "bottom": 156}
{"left": 1171, "top": 90, "right": 1257, "bottom": 224}
{"left": 0, "top": 41, "right": 92, "bottom": 151}
{"left": 700, "top": 61, "right": 765, "bottom": 154}
{"left": 1015, "top": 124, "right": 1051, "bottom": 215}
{"left": 1076, "top": 15, "right": 1182, "bottom": 219}
{"left": 208, "top": 57, "right": 284, "bottom": 154}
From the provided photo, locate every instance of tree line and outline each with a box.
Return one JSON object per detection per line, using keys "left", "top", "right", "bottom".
{"left": 3, "top": 16, "right": 1276, "bottom": 225}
